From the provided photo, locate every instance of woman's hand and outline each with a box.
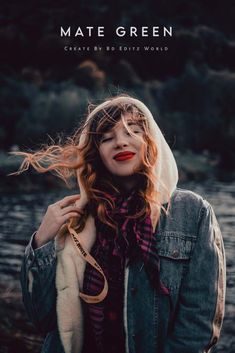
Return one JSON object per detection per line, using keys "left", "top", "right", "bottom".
{"left": 34, "top": 194, "right": 84, "bottom": 248}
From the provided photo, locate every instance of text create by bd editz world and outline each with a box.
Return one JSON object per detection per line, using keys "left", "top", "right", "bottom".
{"left": 63, "top": 45, "right": 169, "bottom": 52}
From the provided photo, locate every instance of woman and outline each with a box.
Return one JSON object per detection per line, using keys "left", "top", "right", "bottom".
{"left": 16, "top": 95, "right": 226, "bottom": 353}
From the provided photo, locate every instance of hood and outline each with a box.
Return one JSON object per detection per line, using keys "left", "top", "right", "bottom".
{"left": 76, "top": 96, "right": 178, "bottom": 208}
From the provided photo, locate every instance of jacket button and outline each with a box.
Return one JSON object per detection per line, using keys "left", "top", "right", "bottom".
{"left": 131, "top": 287, "right": 138, "bottom": 295}
{"left": 172, "top": 249, "right": 180, "bottom": 258}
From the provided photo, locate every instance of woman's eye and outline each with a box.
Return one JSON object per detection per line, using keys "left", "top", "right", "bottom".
{"left": 126, "top": 130, "right": 141, "bottom": 135}
{"left": 101, "top": 137, "right": 112, "bottom": 143}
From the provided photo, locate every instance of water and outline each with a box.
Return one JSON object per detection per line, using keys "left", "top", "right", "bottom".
{"left": 0, "top": 181, "right": 235, "bottom": 352}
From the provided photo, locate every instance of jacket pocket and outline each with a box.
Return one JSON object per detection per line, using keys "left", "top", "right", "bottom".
{"left": 157, "top": 232, "right": 196, "bottom": 291}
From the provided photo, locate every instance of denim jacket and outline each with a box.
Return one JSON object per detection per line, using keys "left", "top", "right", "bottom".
{"left": 20, "top": 188, "right": 226, "bottom": 353}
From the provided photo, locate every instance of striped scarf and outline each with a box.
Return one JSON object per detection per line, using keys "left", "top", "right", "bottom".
{"left": 83, "top": 189, "right": 169, "bottom": 352}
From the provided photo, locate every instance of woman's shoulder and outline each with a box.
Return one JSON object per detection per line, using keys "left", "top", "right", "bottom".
{"left": 166, "top": 187, "right": 211, "bottom": 225}
{"left": 171, "top": 187, "right": 210, "bottom": 209}
{"left": 157, "top": 187, "right": 214, "bottom": 238}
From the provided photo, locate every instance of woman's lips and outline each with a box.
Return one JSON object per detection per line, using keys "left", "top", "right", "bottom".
{"left": 114, "top": 152, "right": 135, "bottom": 161}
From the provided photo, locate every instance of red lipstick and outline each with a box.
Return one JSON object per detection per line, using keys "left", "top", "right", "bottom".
{"left": 113, "top": 151, "right": 135, "bottom": 161}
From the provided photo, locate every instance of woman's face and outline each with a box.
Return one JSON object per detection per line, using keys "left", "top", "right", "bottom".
{"left": 98, "top": 113, "right": 146, "bottom": 177}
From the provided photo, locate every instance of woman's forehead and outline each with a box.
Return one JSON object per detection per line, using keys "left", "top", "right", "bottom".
{"left": 108, "top": 113, "right": 140, "bottom": 128}
{"left": 100, "top": 112, "right": 143, "bottom": 132}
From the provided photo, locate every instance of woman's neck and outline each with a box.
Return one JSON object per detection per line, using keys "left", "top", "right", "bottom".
{"left": 112, "top": 174, "right": 140, "bottom": 193}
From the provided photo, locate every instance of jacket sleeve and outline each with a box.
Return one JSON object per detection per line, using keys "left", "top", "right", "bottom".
{"left": 165, "top": 202, "right": 226, "bottom": 353}
{"left": 20, "top": 232, "right": 57, "bottom": 335}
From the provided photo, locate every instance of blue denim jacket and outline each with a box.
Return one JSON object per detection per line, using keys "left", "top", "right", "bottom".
{"left": 20, "top": 188, "right": 226, "bottom": 353}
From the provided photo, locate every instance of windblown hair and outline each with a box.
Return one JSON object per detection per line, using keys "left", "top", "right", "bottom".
{"left": 10, "top": 94, "right": 161, "bottom": 231}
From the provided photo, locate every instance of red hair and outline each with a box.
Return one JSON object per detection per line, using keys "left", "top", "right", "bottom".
{"left": 9, "top": 95, "right": 160, "bottom": 230}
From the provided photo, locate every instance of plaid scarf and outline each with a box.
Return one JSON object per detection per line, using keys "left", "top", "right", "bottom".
{"left": 83, "top": 189, "right": 169, "bottom": 352}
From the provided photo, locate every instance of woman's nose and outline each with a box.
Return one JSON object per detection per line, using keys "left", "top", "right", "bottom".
{"left": 114, "top": 133, "right": 129, "bottom": 147}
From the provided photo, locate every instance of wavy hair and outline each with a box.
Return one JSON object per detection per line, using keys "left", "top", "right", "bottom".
{"left": 9, "top": 94, "right": 160, "bottom": 231}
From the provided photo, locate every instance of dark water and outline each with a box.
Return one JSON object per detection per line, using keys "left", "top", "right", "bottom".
{"left": 0, "top": 181, "right": 235, "bottom": 352}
